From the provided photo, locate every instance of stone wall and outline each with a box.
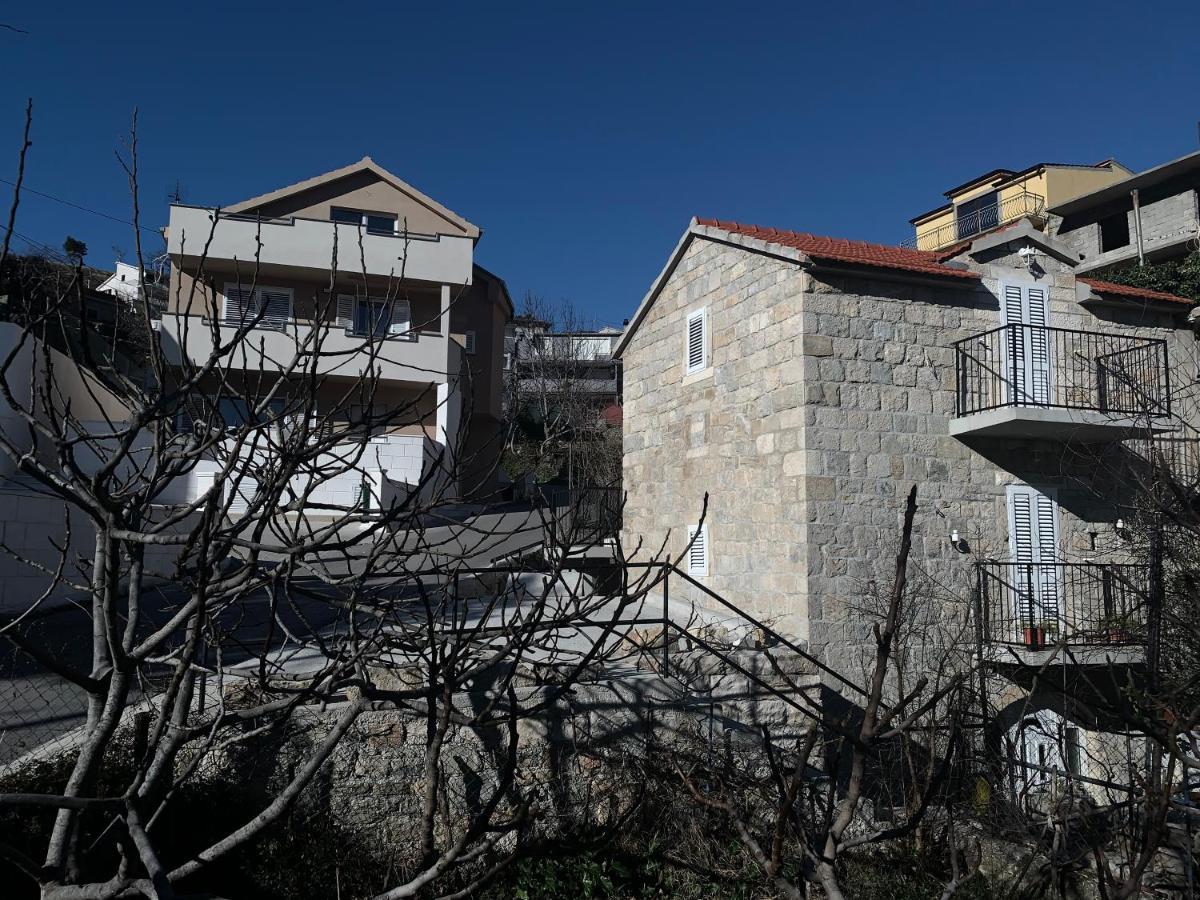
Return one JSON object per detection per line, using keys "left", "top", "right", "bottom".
{"left": 621, "top": 228, "right": 1195, "bottom": 682}
{"left": 622, "top": 236, "right": 810, "bottom": 628}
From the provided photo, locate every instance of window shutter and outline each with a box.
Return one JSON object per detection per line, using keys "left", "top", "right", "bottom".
{"left": 1007, "top": 485, "right": 1061, "bottom": 632}
{"left": 1010, "top": 492, "right": 1034, "bottom": 563}
{"left": 1034, "top": 491, "right": 1060, "bottom": 614}
{"left": 258, "top": 289, "right": 291, "bottom": 331}
{"left": 387, "top": 299, "right": 411, "bottom": 337}
{"left": 686, "top": 309, "right": 706, "bottom": 374}
{"left": 464, "top": 331, "right": 476, "bottom": 354}
{"left": 336, "top": 295, "right": 355, "bottom": 330}
{"left": 223, "top": 287, "right": 253, "bottom": 325}
{"left": 687, "top": 524, "right": 709, "bottom": 577}
{"left": 1025, "top": 286, "right": 1051, "bottom": 404}
{"left": 227, "top": 476, "right": 259, "bottom": 515}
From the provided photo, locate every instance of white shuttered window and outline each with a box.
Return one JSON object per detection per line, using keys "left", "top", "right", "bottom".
{"left": 222, "top": 284, "right": 292, "bottom": 331}
{"left": 1001, "top": 282, "right": 1052, "bottom": 406}
{"left": 687, "top": 524, "right": 709, "bottom": 577}
{"left": 685, "top": 308, "right": 708, "bottom": 374}
{"left": 1006, "top": 484, "right": 1061, "bottom": 633}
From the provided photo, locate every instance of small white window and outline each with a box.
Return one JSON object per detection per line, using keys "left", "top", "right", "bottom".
{"left": 464, "top": 331, "right": 477, "bottom": 354}
{"left": 222, "top": 284, "right": 292, "bottom": 331}
{"left": 686, "top": 524, "right": 709, "bottom": 577}
{"left": 331, "top": 207, "right": 397, "bottom": 236}
{"left": 685, "top": 308, "right": 708, "bottom": 374}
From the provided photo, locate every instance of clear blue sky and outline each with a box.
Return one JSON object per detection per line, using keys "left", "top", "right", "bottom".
{"left": 2, "top": 1, "right": 1198, "bottom": 327}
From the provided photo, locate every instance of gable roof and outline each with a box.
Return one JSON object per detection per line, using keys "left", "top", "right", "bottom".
{"left": 225, "top": 156, "right": 480, "bottom": 239}
{"left": 614, "top": 218, "right": 981, "bottom": 358}
{"left": 1077, "top": 276, "right": 1193, "bottom": 306}
{"left": 695, "top": 219, "right": 981, "bottom": 281}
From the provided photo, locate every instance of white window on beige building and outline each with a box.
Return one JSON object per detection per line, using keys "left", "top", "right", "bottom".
{"left": 335, "top": 295, "right": 412, "bottom": 340}
{"left": 685, "top": 307, "right": 708, "bottom": 374}
{"left": 687, "top": 523, "right": 709, "bottom": 577}
{"left": 222, "top": 284, "right": 292, "bottom": 331}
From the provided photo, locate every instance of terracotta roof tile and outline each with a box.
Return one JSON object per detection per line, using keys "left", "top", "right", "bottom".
{"left": 1077, "top": 277, "right": 1193, "bottom": 306}
{"left": 695, "top": 218, "right": 981, "bottom": 281}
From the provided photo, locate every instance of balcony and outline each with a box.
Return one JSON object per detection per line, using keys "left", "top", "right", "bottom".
{"left": 167, "top": 205, "right": 474, "bottom": 285}
{"left": 159, "top": 314, "right": 451, "bottom": 385}
{"left": 903, "top": 190, "right": 1046, "bottom": 251}
{"left": 950, "top": 324, "right": 1173, "bottom": 441}
{"left": 978, "top": 561, "right": 1149, "bottom": 654}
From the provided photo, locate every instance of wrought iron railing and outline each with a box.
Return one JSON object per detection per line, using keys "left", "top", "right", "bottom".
{"left": 953, "top": 324, "right": 1171, "bottom": 418}
{"left": 547, "top": 485, "right": 623, "bottom": 542}
{"left": 978, "top": 561, "right": 1150, "bottom": 648}
{"left": 903, "top": 190, "right": 1047, "bottom": 251}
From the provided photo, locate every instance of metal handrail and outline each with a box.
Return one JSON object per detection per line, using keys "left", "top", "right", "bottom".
{"left": 902, "top": 190, "right": 1047, "bottom": 251}
{"left": 978, "top": 560, "right": 1150, "bottom": 647}
{"left": 953, "top": 324, "right": 1170, "bottom": 418}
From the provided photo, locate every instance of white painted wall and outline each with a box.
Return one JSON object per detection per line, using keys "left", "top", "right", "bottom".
{"left": 168, "top": 206, "right": 474, "bottom": 286}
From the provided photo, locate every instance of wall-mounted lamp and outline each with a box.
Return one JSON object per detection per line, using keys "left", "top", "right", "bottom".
{"left": 950, "top": 529, "right": 971, "bottom": 554}
{"left": 1017, "top": 245, "right": 1043, "bottom": 276}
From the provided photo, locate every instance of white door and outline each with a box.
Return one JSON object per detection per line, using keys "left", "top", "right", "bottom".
{"left": 1001, "top": 282, "right": 1053, "bottom": 406}
{"left": 1007, "top": 485, "right": 1061, "bottom": 635}
{"left": 1012, "top": 710, "right": 1067, "bottom": 787}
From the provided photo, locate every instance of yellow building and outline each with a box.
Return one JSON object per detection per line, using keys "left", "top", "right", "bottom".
{"left": 908, "top": 160, "right": 1134, "bottom": 251}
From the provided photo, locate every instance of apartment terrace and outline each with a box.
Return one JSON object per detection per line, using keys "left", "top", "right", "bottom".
{"left": 950, "top": 324, "right": 1173, "bottom": 440}
{"left": 903, "top": 190, "right": 1046, "bottom": 251}
{"left": 167, "top": 205, "right": 475, "bottom": 285}
{"left": 978, "top": 560, "right": 1149, "bottom": 651}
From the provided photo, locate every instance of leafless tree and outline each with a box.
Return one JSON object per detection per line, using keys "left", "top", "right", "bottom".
{"left": 503, "top": 295, "right": 621, "bottom": 491}
{"left": 0, "top": 105, "right": 681, "bottom": 900}
{"left": 670, "top": 488, "right": 981, "bottom": 900}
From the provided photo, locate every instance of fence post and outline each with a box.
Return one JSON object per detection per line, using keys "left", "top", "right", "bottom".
{"left": 1009, "top": 326, "right": 1020, "bottom": 407}
{"left": 1101, "top": 566, "right": 1114, "bottom": 622}
{"left": 662, "top": 567, "right": 670, "bottom": 679}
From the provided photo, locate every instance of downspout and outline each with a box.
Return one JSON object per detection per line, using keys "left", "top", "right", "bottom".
{"left": 1131, "top": 188, "right": 1145, "bottom": 266}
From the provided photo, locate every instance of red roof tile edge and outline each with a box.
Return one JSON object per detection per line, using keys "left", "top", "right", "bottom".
{"left": 1077, "top": 277, "right": 1193, "bottom": 306}
{"left": 695, "top": 218, "right": 980, "bottom": 281}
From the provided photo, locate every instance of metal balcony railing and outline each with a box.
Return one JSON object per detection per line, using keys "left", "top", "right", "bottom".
{"left": 902, "top": 191, "right": 1047, "bottom": 251}
{"left": 978, "top": 561, "right": 1150, "bottom": 649}
{"left": 953, "top": 324, "right": 1171, "bottom": 418}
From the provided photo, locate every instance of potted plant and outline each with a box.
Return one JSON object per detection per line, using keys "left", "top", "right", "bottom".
{"left": 1023, "top": 620, "right": 1059, "bottom": 649}
{"left": 1023, "top": 623, "right": 1045, "bottom": 649}
{"left": 1041, "top": 620, "right": 1060, "bottom": 646}
{"left": 1100, "top": 612, "right": 1136, "bottom": 644}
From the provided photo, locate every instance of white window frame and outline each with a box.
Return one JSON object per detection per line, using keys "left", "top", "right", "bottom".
{"left": 335, "top": 294, "right": 413, "bottom": 341}
{"left": 222, "top": 283, "right": 293, "bottom": 331}
{"left": 686, "top": 524, "right": 709, "bottom": 577}
{"left": 330, "top": 206, "right": 399, "bottom": 236}
{"left": 684, "top": 307, "right": 709, "bottom": 375}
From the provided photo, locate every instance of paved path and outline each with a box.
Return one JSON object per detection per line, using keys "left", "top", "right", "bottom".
{"left": 0, "top": 506, "right": 555, "bottom": 766}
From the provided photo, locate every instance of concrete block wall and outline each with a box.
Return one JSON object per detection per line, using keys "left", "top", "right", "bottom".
{"left": 1139, "top": 189, "right": 1199, "bottom": 253}
{"left": 1050, "top": 189, "right": 1199, "bottom": 271}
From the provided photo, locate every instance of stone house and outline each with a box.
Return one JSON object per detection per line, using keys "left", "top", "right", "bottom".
{"left": 614, "top": 209, "right": 1196, "bottom": 791}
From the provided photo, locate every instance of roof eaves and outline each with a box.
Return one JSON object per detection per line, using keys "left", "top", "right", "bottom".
{"left": 224, "top": 156, "right": 481, "bottom": 239}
